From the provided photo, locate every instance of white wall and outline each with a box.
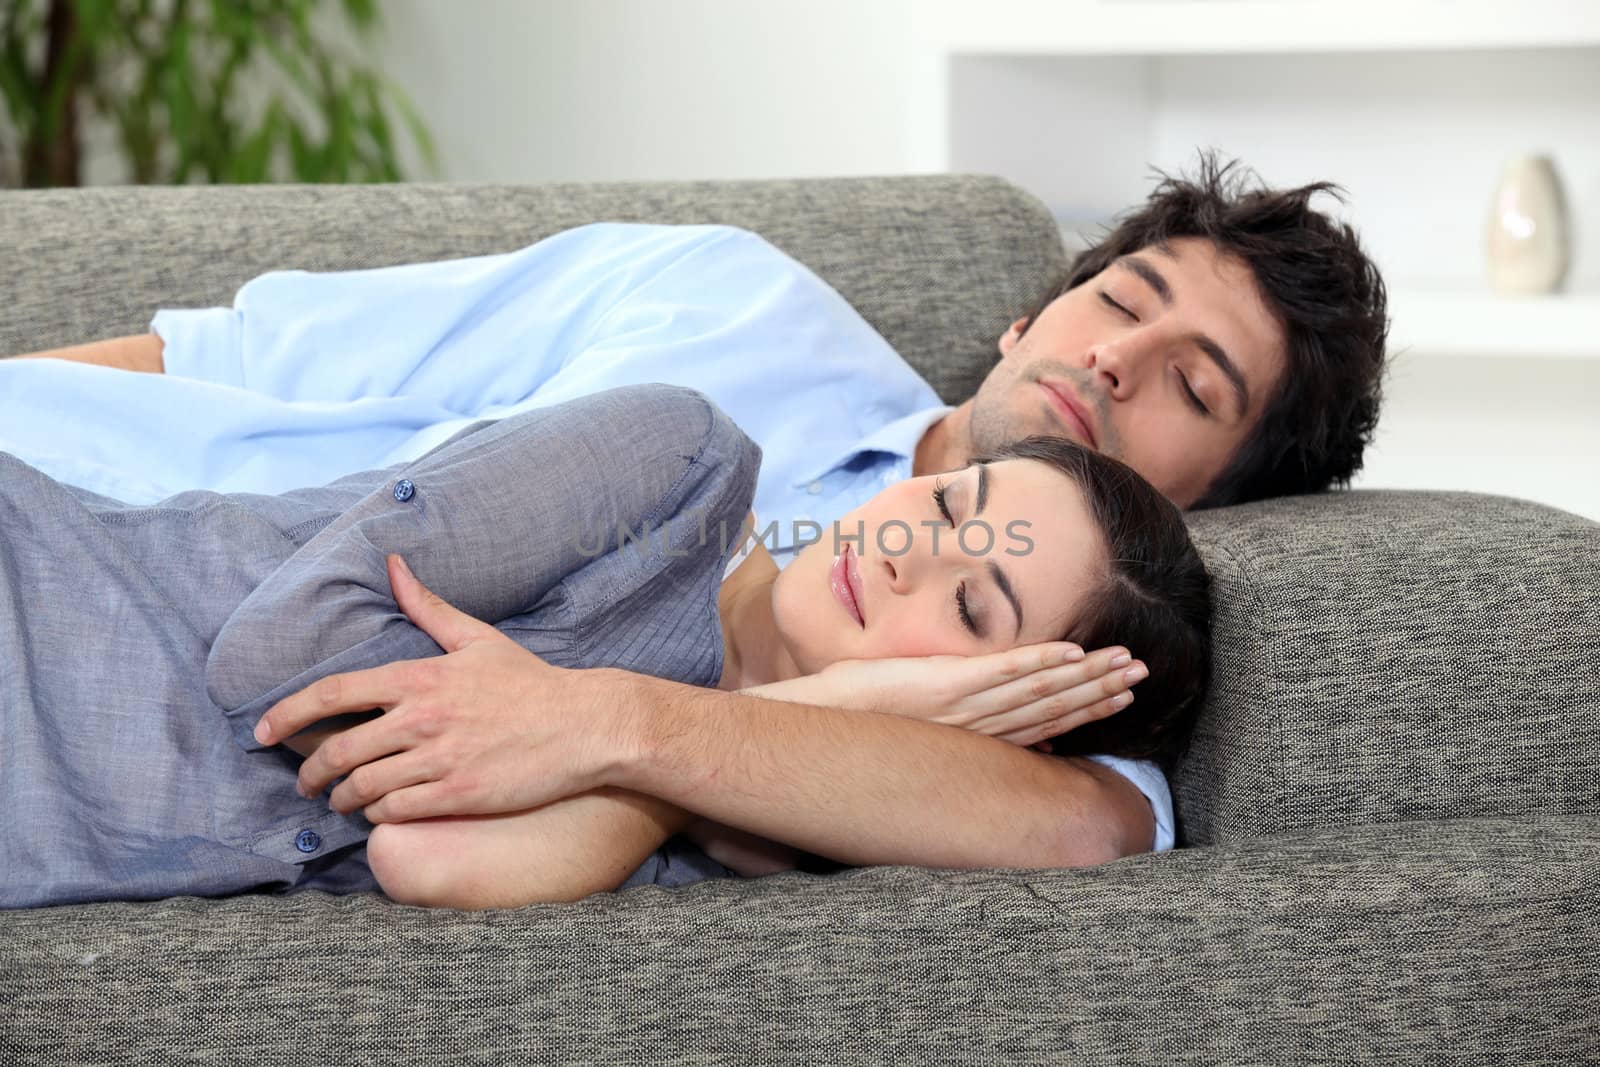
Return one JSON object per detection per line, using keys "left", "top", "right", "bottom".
{"left": 375, "top": 0, "right": 919, "bottom": 183}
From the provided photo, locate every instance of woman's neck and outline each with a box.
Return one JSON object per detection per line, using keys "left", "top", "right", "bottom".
{"left": 716, "top": 545, "right": 800, "bottom": 691}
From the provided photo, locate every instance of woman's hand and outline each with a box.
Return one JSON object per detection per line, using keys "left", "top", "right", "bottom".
{"left": 748, "top": 643, "right": 1147, "bottom": 752}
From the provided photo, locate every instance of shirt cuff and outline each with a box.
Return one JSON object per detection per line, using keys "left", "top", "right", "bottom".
{"left": 1084, "top": 753, "right": 1176, "bottom": 853}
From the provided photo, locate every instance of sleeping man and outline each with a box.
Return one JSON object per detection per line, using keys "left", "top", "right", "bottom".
{"left": 2, "top": 155, "right": 1388, "bottom": 893}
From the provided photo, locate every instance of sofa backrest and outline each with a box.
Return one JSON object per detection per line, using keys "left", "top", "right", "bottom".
{"left": 1176, "top": 490, "right": 1600, "bottom": 845}
{"left": 0, "top": 176, "right": 1068, "bottom": 405}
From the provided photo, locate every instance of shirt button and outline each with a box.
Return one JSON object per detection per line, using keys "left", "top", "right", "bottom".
{"left": 295, "top": 829, "right": 322, "bottom": 853}
{"left": 393, "top": 479, "right": 415, "bottom": 502}
{"left": 807, "top": 481, "right": 823, "bottom": 495}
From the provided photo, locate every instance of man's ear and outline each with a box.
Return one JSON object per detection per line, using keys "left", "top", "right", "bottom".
{"left": 997, "top": 317, "right": 1031, "bottom": 357}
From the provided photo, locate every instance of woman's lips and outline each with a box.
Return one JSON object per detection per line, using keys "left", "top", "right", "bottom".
{"left": 830, "top": 544, "right": 865, "bottom": 627}
{"left": 1038, "top": 380, "right": 1098, "bottom": 449}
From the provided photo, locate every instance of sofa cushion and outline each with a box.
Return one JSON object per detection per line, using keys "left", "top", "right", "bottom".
{"left": 1177, "top": 489, "right": 1600, "bottom": 845}
{"left": 3, "top": 814, "right": 1593, "bottom": 1064}
{"left": 0, "top": 176, "right": 1068, "bottom": 405}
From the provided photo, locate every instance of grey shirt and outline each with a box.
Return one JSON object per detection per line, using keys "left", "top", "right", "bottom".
{"left": 1, "top": 385, "right": 759, "bottom": 908}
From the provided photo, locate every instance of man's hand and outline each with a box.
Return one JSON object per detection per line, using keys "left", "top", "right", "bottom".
{"left": 254, "top": 554, "right": 624, "bottom": 822}
{"left": 798, "top": 645, "right": 1146, "bottom": 753}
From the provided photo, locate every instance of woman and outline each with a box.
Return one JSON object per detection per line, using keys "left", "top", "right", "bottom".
{"left": 0, "top": 384, "right": 1208, "bottom": 909}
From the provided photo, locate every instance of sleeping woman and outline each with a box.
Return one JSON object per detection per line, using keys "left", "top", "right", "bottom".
{"left": 0, "top": 383, "right": 1209, "bottom": 910}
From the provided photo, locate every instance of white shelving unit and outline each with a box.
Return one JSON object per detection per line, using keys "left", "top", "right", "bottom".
{"left": 917, "top": 0, "right": 1600, "bottom": 517}
{"left": 1388, "top": 293, "right": 1600, "bottom": 362}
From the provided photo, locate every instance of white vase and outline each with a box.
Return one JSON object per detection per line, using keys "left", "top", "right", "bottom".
{"left": 1486, "top": 155, "right": 1571, "bottom": 296}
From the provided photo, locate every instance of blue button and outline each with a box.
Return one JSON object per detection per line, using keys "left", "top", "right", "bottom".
{"left": 393, "top": 479, "right": 415, "bottom": 502}
{"left": 295, "top": 829, "right": 321, "bottom": 853}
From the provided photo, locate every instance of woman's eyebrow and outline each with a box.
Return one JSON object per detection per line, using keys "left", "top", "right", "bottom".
{"left": 968, "top": 464, "right": 1022, "bottom": 636}
{"left": 988, "top": 560, "right": 1023, "bottom": 638}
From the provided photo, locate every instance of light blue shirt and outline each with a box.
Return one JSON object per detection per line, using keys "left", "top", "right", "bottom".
{"left": 0, "top": 221, "right": 1174, "bottom": 851}
{"left": 1, "top": 224, "right": 943, "bottom": 564}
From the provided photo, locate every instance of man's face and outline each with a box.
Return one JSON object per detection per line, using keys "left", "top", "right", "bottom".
{"left": 965, "top": 237, "right": 1286, "bottom": 507}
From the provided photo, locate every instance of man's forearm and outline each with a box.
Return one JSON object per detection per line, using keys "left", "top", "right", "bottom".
{"left": 13, "top": 334, "right": 165, "bottom": 372}
{"left": 603, "top": 673, "right": 1146, "bottom": 870}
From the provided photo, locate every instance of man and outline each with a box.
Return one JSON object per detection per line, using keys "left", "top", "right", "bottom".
{"left": 5, "top": 156, "right": 1387, "bottom": 890}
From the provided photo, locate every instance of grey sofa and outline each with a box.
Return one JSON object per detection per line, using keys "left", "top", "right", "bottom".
{"left": 2, "top": 176, "right": 1596, "bottom": 1066}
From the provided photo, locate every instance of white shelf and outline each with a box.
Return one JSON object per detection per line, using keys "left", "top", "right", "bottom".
{"left": 931, "top": 0, "right": 1600, "bottom": 55}
{"left": 1388, "top": 291, "right": 1600, "bottom": 360}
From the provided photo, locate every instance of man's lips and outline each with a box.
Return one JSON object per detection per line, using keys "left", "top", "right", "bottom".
{"left": 830, "top": 543, "right": 865, "bottom": 628}
{"left": 1038, "top": 380, "right": 1098, "bottom": 449}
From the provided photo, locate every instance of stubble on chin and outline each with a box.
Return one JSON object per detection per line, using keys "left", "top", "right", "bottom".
{"left": 970, "top": 358, "right": 1063, "bottom": 454}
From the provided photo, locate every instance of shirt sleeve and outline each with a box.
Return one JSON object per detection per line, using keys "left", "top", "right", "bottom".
{"left": 204, "top": 384, "right": 760, "bottom": 753}
{"left": 152, "top": 224, "right": 766, "bottom": 413}
{"left": 1084, "top": 754, "right": 1176, "bottom": 852}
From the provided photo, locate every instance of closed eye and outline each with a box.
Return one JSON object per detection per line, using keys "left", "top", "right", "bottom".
{"left": 934, "top": 480, "right": 981, "bottom": 637}
{"left": 956, "top": 582, "right": 979, "bottom": 636}
{"left": 1099, "top": 292, "right": 1136, "bottom": 320}
{"left": 1176, "top": 369, "right": 1210, "bottom": 416}
{"left": 932, "top": 479, "right": 954, "bottom": 525}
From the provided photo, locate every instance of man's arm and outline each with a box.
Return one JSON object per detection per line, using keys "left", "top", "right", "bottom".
{"left": 12, "top": 334, "right": 165, "bottom": 372}
{"left": 264, "top": 565, "right": 1157, "bottom": 871}
{"left": 607, "top": 672, "right": 1154, "bottom": 869}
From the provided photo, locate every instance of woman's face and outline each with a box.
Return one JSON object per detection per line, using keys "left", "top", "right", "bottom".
{"left": 771, "top": 458, "right": 1106, "bottom": 673}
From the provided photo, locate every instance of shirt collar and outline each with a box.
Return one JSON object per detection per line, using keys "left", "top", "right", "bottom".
{"left": 792, "top": 404, "right": 954, "bottom": 486}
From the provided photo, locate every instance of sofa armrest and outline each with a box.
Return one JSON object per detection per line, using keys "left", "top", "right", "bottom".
{"left": 4, "top": 814, "right": 1594, "bottom": 1064}
{"left": 1179, "top": 490, "right": 1600, "bottom": 844}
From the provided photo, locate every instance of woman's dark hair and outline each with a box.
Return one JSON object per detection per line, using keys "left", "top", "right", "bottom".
{"left": 1024, "top": 151, "right": 1390, "bottom": 509}
{"left": 979, "top": 436, "right": 1211, "bottom": 772}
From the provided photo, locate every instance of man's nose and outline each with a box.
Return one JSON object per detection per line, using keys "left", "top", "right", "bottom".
{"left": 1086, "top": 330, "right": 1155, "bottom": 398}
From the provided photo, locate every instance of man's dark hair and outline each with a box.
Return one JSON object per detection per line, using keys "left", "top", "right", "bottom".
{"left": 1024, "top": 151, "right": 1390, "bottom": 508}
{"left": 979, "top": 435, "right": 1211, "bottom": 772}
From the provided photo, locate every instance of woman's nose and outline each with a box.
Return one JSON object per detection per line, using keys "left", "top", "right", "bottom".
{"left": 882, "top": 553, "right": 904, "bottom": 593}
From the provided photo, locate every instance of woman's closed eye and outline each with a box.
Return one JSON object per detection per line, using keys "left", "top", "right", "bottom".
{"left": 1175, "top": 367, "right": 1210, "bottom": 416}
{"left": 955, "top": 581, "right": 980, "bottom": 637}
{"left": 933, "top": 479, "right": 982, "bottom": 638}
{"left": 932, "top": 478, "right": 954, "bottom": 525}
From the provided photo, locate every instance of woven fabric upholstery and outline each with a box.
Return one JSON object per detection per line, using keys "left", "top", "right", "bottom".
{"left": 1177, "top": 490, "right": 1600, "bottom": 845}
{"left": 0, "top": 176, "right": 1068, "bottom": 404}
{"left": 3, "top": 814, "right": 1594, "bottom": 1065}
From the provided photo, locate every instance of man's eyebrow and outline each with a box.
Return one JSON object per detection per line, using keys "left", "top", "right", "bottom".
{"left": 971, "top": 464, "right": 1023, "bottom": 636}
{"left": 1195, "top": 335, "right": 1251, "bottom": 418}
{"left": 1119, "top": 254, "right": 1251, "bottom": 418}
{"left": 1117, "top": 254, "right": 1172, "bottom": 306}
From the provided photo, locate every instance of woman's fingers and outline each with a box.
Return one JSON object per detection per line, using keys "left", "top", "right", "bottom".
{"left": 931, "top": 641, "right": 1083, "bottom": 704}
{"left": 997, "top": 687, "right": 1137, "bottom": 748}
{"left": 973, "top": 649, "right": 1148, "bottom": 743}
{"left": 957, "top": 645, "right": 1134, "bottom": 719}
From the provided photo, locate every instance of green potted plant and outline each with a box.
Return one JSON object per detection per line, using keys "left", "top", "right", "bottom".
{"left": 0, "top": 0, "right": 436, "bottom": 186}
